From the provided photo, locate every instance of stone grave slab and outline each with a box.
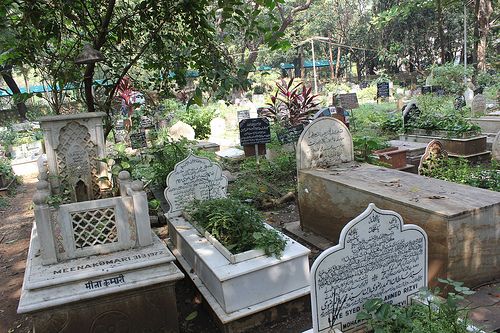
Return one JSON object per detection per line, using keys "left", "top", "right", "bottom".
{"left": 298, "top": 163, "right": 500, "bottom": 287}
{"left": 164, "top": 154, "right": 228, "bottom": 217}
{"left": 310, "top": 203, "right": 427, "bottom": 332}
{"left": 338, "top": 93, "right": 359, "bottom": 109}
{"left": 297, "top": 117, "right": 353, "bottom": 170}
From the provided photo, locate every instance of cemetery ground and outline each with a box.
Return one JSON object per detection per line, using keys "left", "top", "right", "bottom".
{"left": 1, "top": 173, "right": 499, "bottom": 333}
{"left": 0, "top": 173, "right": 315, "bottom": 333}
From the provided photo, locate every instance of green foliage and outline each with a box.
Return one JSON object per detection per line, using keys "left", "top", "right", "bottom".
{"left": 186, "top": 198, "right": 287, "bottom": 258}
{"left": 176, "top": 105, "right": 216, "bottom": 140}
{"left": 407, "top": 96, "right": 481, "bottom": 135}
{"left": 357, "top": 279, "right": 481, "bottom": 333}
{"left": 0, "top": 196, "right": 9, "bottom": 209}
{"left": 353, "top": 103, "right": 395, "bottom": 134}
{"left": 426, "top": 159, "right": 499, "bottom": 192}
{"left": 353, "top": 135, "right": 389, "bottom": 163}
{"left": 229, "top": 147, "right": 296, "bottom": 205}
{"left": 429, "top": 63, "right": 473, "bottom": 95}
{"left": 0, "top": 157, "right": 14, "bottom": 179}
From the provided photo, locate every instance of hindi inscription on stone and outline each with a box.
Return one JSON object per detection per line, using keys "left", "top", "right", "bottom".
{"left": 297, "top": 117, "right": 353, "bottom": 170}
{"left": 164, "top": 154, "right": 228, "bottom": 217}
{"left": 310, "top": 203, "right": 428, "bottom": 333}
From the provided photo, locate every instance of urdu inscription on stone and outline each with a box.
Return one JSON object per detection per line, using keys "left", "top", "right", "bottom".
{"left": 310, "top": 203, "right": 428, "bottom": 333}
{"left": 297, "top": 117, "right": 353, "bottom": 170}
{"left": 164, "top": 154, "right": 228, "bottom": 217}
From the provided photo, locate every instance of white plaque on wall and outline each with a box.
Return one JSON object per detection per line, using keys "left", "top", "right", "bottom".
{"left": 310, "top": 203, "right": 428, "bottom": 332}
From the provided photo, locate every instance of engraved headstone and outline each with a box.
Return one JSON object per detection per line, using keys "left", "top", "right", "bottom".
{"left": 338, "top": 93, "right": 359, "bottom": 109}
{"left": 418, "top": 139, "right": 448, "bottom": 176}
{"left": 164, "top": 154, "right": 228, "bottom": 217}
{"left": 237, "top": 110, "right": 251, "bottom": 124}
{"left": 297, "top": 117, "right": 353, "bottom": 170}
{"left": 239, "top": 118, "right": 271, "bottom": 146}
{"left": 471, "top": 94, "right": 487, "bottom": 115}
{"left": 310, "top": 203, "right": 428, "bottom": 333}
{"left": 376, "top": 82, "right": 390, "bottom": 98}
{"left": 168, "top": 121, "right": 195, "bottom": 140}
{"left": 492, "top": 131, "right": 500, "bottom": 161}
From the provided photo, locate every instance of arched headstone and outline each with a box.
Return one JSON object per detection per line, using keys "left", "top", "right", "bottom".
{"left": 296, "top": 117, "right": 353, "bottom": 170}
{"left": 164, "top": 154, "right": 228, "bottom": 217}
{"left": 418, "top": 139, "right": 448, "bottom": 176}
{"left": 310, "top": 203, "right": 428, "bottom": 333}
{"left": 471, "top": 94, "right": 487, "bottom": 115}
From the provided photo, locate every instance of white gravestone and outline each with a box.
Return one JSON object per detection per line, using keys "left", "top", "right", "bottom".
{"left": 492, "top": 131, "right": 500, "bottom": 161}
{"left": 471, "top": 94, "right": 487, "bottom": 115}
{"left": 164, "top": 154, "right": 228, "bottom": 217}
{"left": 310, "top": 203, "right": 428, "bottom": 333}
{"left": 297, "top": 117, "right": 354, "bottom": 170}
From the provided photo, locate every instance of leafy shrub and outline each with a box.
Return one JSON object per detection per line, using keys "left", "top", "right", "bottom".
{"left": 428, "top": 63, "right": 473, "bottom": 95}
{"left": 263, "top": 78, "right": 319, "bottom": 127}
{"left": 176, "top": 105, "right": 216, "bottom": 139}
{"left": 426, "top": 158, "right": 499, "bottom": 192}
{"left": 353, "top": 135, "right": 389, "bottom": 163}
{"left": 186, "top": 198, "right": 287, "bottom": 258}
{"left": 357, "top": 278, "right": 481, "bottom": 333}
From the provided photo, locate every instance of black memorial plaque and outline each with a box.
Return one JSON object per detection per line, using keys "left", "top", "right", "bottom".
{"left": 130, "top": 132, "right": 147, "bottom": 149}
{"left": 377, "top": 82, "right": 390, "bottom": 98}
{"left": 239, "top": 118, "right": 271, "bottom": 146}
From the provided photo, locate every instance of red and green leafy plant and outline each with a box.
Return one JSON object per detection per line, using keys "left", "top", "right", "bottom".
{"left": 263, "top": 78, "right": 319, "bottom": 127}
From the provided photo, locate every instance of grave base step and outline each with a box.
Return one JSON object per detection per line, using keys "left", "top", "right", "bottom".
{"left": 170, "top": 245, "right": 311, "bottom": 333}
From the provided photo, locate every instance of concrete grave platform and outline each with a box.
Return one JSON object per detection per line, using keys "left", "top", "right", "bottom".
{"left": 168, "top": 216, "right": 310, "bottom": 314}
{"left": 18, "top": 226, "right": 184, "bottom": 332}
{"left": 298, "top": 163, "right": 500, "bottom": 287}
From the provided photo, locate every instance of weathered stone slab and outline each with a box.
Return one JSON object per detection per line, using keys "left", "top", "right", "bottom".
{"left": 164, "top": 154, "right": 227, "bottom": 217}
{"left": 310, "top": 203, "right": 428, "bottom": 332}
{"left": 298, "top": 164, "right": 500, "bottom": 287}
{"left": 297, "top": 117, "right": 353, "bottom": 170}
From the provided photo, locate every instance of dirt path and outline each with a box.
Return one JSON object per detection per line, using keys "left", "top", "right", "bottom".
{"left": 0, "top": 175, "right": 37, "bottom": 333}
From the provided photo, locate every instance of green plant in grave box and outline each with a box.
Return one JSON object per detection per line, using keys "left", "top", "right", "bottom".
{"left": 185, "top": 198, "right": 287, "bottom": 258}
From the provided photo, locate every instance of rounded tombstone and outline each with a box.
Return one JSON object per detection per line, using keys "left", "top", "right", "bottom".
{"left": 471, "top": 94, "right": 487, "bottom": 115}
{"left": 209, "top": 117, "right": 226, "bottom": 141}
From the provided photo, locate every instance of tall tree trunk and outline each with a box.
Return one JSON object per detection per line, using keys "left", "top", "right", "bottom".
{"left": 477, "top": 0, "right": 492, "bottom": 71}
{"left": 335, "top": 39, "right": 342, "bottom": 80}
{"left": 328, "top": 34, "right": 335, "bottom": 80}
{"left": 0, "top": 65, "right": 28, "bottom": 121}
{"left": 436, "top": 0, "right": 446, "bottom": 64}
{"left": 473, "top": 0, "right": 480, "bottom": 70}
{"left": 83, "top": 63, "right": 96, "bottom": 112}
